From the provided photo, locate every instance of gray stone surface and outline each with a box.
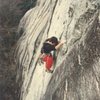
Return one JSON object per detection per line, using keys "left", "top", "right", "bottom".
{"left": 15, "top": 0, "right": 100, "bottom": 100}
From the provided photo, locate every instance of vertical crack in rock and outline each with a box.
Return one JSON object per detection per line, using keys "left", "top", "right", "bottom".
{"left": 46, "top": 0, "right": 59, "bottom": 36}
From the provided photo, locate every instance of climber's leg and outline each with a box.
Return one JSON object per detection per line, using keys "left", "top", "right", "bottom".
{"left": 45, "top": 55, "right": 53, "bottom": 71}
{"left": 42, "top": 55, "right": 48, "bottom": 62}
{"left": 42, "top": 54, "right": 53, "bottom": 73}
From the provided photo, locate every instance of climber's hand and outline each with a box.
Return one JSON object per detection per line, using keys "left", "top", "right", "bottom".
{"left": 60, "top": 40, "right": 66, "bottom": 44}
{"left": 38, "top": 58, "right": 44, "bottom": 65}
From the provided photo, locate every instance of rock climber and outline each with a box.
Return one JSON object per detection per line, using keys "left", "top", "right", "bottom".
{"left": 40, "top": 36, "right": 65, "bottom": 73}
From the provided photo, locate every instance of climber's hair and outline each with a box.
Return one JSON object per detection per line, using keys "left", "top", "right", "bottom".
{"left": 45, "top": 36, "right": 59, "bottom": 46}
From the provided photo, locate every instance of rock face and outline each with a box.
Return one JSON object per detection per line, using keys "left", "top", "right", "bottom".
{"left": 15, "top": 0, "right": 100, "bottom": 100}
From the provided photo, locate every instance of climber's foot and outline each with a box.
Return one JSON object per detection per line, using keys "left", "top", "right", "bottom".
{"left": 45, "top": 69, "right": 53, "bottom": 73}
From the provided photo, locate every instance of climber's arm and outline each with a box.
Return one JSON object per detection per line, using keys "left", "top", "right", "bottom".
{"left": 39, "top": 53, "right": 45, "bottom": 59}
{"left": 55, "top": 40, "right": 66, "bottom": 50}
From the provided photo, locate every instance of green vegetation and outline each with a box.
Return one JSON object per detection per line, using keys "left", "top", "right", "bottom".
{"left": 0, "top": 0, "right": 21, "bottom": 27}
{"left": 18, "top": 0, "right": 37, "bottom": 13}
{"left": 0, "top": 0, "right": 37, "bottom": 27}
{"left": 0, "top": 0, "right": 37, "bottom": 44}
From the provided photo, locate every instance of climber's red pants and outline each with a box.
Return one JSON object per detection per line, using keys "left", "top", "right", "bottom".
{"left": 42, "top": 55, "right": 53, "bottom": 70}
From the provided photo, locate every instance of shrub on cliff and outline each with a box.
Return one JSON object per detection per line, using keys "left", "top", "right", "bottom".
{"left": 18, "top": 0, "right": 37, "bottom": 14}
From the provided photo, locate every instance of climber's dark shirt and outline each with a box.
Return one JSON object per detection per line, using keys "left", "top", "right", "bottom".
{"left": 41, "top": 43, "right": 56, "bottom": 54}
